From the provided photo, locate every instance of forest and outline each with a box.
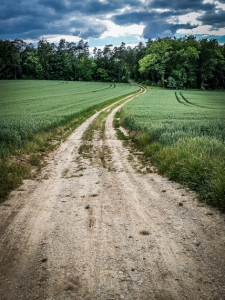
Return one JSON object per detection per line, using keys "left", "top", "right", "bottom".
{"left": 0, "top": 35, "right": 225, "bottom": 90}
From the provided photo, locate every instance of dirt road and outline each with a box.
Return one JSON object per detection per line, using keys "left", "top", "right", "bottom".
{"left": 0, "top": 92, "right": 225, "bottom": 300}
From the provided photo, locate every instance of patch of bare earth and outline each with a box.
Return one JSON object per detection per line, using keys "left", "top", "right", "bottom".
{"left": 0, "top": 95, "right": 225, "bottom": 300}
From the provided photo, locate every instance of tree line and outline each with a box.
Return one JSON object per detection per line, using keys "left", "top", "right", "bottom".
{"left": 0, "top": 36, "right": 224, "bottom": 89}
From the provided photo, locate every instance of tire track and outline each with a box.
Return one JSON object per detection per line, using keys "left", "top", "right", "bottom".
{"left": 0, "top": 85, "right": 225, "bottom": 300}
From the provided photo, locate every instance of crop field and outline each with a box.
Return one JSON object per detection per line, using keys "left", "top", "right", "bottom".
{"left": 0, "top": 79, "right": 140, "bottom": 200}
{"left": 120, "top": 89, "right": 225, "bottom": 209}
{"left": 0, "top": 80, "right": 139, "bottom": 159}
{"left": 122, "top": 89, "right": 225, "bottom": 144}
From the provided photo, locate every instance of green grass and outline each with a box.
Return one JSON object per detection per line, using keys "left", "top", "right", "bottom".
{"left": 0, "top": 160, "right": 31, "bottom": 199}
{"left": 0, "top": 80, "right": 139, "bottom": 202}
{"left": 82, "top": 110, "right": 108, "bottom": 141}
{"left": 0, "top": 80, "right": 139, "bottom": 158}
{"left": 120, "top": 89, "right": 225, "bottom": 210}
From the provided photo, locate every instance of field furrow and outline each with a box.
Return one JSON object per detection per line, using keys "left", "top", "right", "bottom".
{"left": 0, "top": 85, "right": 225, "bottom": 300}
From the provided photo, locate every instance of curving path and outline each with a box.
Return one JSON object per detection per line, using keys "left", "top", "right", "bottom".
{"left": 0, "top": 88, "right": 225, "bottom": 300}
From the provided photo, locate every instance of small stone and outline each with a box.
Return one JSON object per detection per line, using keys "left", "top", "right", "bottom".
{"left": 137, "top": 280, "right": 143, "bottom": 286}
{"left": 178, "top": 202, "right": 183, "bottom": 206}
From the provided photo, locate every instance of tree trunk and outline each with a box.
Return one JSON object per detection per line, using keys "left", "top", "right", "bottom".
{"left": 74, "top": 68, "right": 77, "bottom": 81}
{"left": 161, "top": 74, "right": 165, "bottom": 88}
{"left": 201, "top": 78, "right": 204, "bottom": 89}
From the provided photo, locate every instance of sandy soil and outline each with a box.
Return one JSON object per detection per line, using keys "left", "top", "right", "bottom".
{"left": 0, "top": 93, "right": 225, "bottom": 300}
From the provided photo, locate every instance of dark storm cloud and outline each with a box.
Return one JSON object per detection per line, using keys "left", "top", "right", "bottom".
{"left": 112, "top": 0, "right": 224, "bottom": 39}
{"left": 0, "top": 2, "right": 54, "bottom": 21}
{"left": 148, "top": 0, "right": 215, "bottom": 12}
{"left": 112, "top": 9, "right": 197, "bottom": 39}
{"left": 37, "top": 0, "right": 69, "bottom": 12}
{"left": 0, "top": 16, "right": 47, "bottom": 39}
{"left": 142, "top": 21, "right": 197, "bottom": 39}
{"left": 112, "top": 10, "right": 177, "bottom": 26}
{"left": 0, "top": 0, "right": 122, "bottom": 40}
{"left": 37, "top": 0, "right": 138, "bottom": 16}
{"left": 81, "top": 27, "right": 107, "bottom": 39}
{"left": 198, "top": 8, "right": 225, "bottom": 29}
{"left": 0, "top": 0, "right": 224, "bottom": 41}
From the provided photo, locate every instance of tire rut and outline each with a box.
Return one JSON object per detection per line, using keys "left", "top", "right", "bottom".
{"left": 0, "top": 87, "right": 225, "bottom": 300}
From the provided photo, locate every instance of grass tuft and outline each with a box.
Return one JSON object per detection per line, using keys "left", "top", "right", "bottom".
{"left": 139, "top": 230, "right": 150, "bottom": 235}
{"left": 29, "top": 153, "right": 42, "bottom": 167}
{"left": 0, "top": 160, "right": 30, "bottom": 202}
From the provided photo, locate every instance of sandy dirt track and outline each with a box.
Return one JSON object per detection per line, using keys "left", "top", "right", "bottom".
{"left": 0, "top": 92, "right": 225, "bottom": 300}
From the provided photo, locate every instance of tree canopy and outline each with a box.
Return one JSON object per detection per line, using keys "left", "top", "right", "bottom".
{"left": 0, "top": 36, "right": 224, "bottom": 89}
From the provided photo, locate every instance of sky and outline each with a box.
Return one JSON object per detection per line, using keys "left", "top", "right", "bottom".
{"left": 0, "top": 0, "right": 225, "bottom": 48}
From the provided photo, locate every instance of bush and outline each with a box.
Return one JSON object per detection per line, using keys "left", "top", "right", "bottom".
{"left": 144, "top": 142, "right": 161, "bottom": 156}
{"left": 132, "top": 132, "right": 152, "bottom": 148}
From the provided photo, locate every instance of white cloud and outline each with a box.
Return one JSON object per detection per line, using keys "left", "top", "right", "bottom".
{"left": 203, "top": 0, "right": 214, "bottom": 3}
{"left": 215, "top": 1, "right": 225, "bottom": 10}
{"left": 178, "top": 12, "right": 202, "bottom": 26}
{"left": 40, "top": 34, "right": 81, "bottom": 43}
{"left": 177, "top": 25, "right": 225, "bottom": 36}
{"left": 203, "top": 0, "right": 225, "bottom": 10}
{"left": 101, "top": 20, "right": 144, "bottom": 38}
{"left": 154, "top": 8, "right": 171, "bottom": 13}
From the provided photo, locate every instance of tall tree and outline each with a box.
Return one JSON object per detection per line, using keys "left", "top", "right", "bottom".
{"left": 0, "top": 40, "right": 21, "bottom": 79}
{"left": 139, "top": 38, "right": 171, "bottom": 87}
{"left": 198, "top": 39, "right": 221, "bottom": 89}
{"left": 0, "top": 36, "right": 224, "bottom": 88}
{"left": 22, "top": 44, "right": 43, "bottom": 79}
{"left": 37, "top": 39, "right": 55, "bottom": 79}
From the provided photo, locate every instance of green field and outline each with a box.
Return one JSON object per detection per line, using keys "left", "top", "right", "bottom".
{"left": 1, "top": 81, "right": 225, "bottom": 208}
{"left": 0, "top": 80, "right": 139, "bottom": 200}
{"left": 120, "top": 89, "right": 225, "bottom": 209}
{"left": 0, "top": 80, "right": 139, "bottom": 158}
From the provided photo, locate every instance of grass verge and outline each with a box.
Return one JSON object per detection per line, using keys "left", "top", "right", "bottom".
{"left": 115, "top": 111, "right": 225, "bottom": 212}
{"left": 82, "top": 110, "right": 108, "bottom": 141}
{"left": 0, "top": 90, "right": 140, "bottom": 203}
